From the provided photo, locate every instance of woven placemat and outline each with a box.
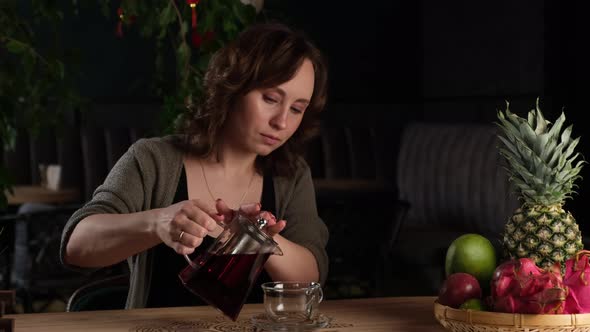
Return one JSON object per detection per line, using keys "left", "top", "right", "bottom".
{"left": 130, "top": 315, "right": 353, "bottom": 332}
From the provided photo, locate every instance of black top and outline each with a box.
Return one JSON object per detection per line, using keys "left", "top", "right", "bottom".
{"left": 146, "top": 167, "right": 275, "bottom": 307}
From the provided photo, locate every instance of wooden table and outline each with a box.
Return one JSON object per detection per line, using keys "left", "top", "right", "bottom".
{"left": 6, "top": 185, "right": 79, "bottom": 205}
{"left": 4, "top": 296, "right": 446, "bottom": 331}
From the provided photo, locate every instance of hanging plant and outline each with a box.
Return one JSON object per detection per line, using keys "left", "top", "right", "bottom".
{"left": 0, "top": 0, "right": 271, "bottom": 208}
{"left": 0, "top": 0, "right": 87, "bottom": 209}
{"left": 100, "top": 0, "right": 263, "bottom": 134}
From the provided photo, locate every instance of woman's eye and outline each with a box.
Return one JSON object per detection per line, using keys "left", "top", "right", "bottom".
{"left": 290, "top": 107, "right": 303, "bottom": 114}
{"left": 263, "top": 95, "right": 278, "bottom": 104}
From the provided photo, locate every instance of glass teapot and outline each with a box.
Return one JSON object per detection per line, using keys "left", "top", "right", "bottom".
{"left": 178, "top": 210, "right": 283, "bottom": 321}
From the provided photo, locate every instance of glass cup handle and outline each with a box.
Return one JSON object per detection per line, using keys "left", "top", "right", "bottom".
{"left": 316, "top": 286, "right": 324, "bottom": 304}
{"left": 306, "top": 285, "right": 324, "bottom": 307}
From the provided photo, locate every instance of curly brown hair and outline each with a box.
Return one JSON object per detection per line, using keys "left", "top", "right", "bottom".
{"left": 176, "top": 22, "right": 328, "bottom": 177}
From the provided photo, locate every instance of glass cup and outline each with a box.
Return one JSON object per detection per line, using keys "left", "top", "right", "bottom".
{"left": 261, "top": 281, "right": 323, "bottom": 323}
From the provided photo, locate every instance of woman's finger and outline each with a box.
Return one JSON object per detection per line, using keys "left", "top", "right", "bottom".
{"left": 173, "top": 204, "right": 216, "bottom": 234}
{"left": 215, "top": 199, "right": 235, "bottom": 223}
{"left": 189, "top": 199, "right": 221, "bottom": 231}
{"left": 176, "top": 230, "right": 204, "bottom": 249}
{"left": 239, "top": 202, "right": 261, "bottom": 216}
{"left": 259, "top": 211, "right": 276, "bottom": 225}
{"left": 171, "top": 241, "right": 196, "bottom": 255}
{"left": 265, "top": 220, "right": 286, "bottom": 237}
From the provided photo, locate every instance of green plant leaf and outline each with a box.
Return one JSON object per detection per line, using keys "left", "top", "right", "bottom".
{"left": 197, "top": 53, "right": 212, "bottom": 72}
{"left": 157, "top": 25, "right": 167, "bottom": 40}
{"left": 1, "top": 125, "right": 17, "bottom": 151}
{"left": 232, "top": 2, "right": 257, "bottom": 24}
{"left": 0, "top": 165, "right": 14, "bottom": 211}
{"left": 99, "top": 1, "right": 111, "bottom": 17}
{"left": 54, "top": 60, "right": 65, "bottom": 80}
{"left": 5, "top": 39, "right": 29, "bottom": 54}
{"left": 202, "top": 9, "right": 217, "bottom": 32}
{"left": 22, "top": 51, "right": 37, "bottom": 81}
{"left": 180, "top": 20, "right": 189, "bottom": 38}
{"left": 222, "top": 19, "right": 237, "bottom": 35}
{"left": 176, "top": 41, "right": 191, "bottom": 74}
{"left": 159, "top": 2, "right": 176, "bottom": 27}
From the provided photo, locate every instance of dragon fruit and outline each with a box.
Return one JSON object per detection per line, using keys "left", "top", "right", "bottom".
{"left": 491, "top": 258, "right": 567, "bottom": 314}
{"left": 564, "top": 250, "right": 590, "bottom": 314}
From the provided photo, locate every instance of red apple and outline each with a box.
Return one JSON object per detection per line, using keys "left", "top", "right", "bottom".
{"left": 438, "top": 272, "right": 482, "bottom": 308}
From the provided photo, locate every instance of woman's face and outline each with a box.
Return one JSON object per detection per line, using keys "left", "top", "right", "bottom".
{"left": 225, "top": 58, "right": 315, "bottom": 156}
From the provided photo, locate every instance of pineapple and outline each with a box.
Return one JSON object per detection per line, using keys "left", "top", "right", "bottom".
{"left": 496, "top": 98, "right": 585, "bottom": 271}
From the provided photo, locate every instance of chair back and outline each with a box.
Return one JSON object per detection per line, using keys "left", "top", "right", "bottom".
{"left": 66, "top": 274, "right": 129, "bottom": 312}
{"left": 0, "top": 290, "right": 15, "bottom": 314}
{"left": 396, "top": 122, "right": 519, "bottom": 235}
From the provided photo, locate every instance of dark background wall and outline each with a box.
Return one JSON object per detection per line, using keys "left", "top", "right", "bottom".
{"left": 3, "top": 0, "right": 590, "bottom": 305}
{"left": 265, "top": 0, "right": 590, "bottom": 232}
{"left": 8, "top": 1, "right": 590, "bottom": 228}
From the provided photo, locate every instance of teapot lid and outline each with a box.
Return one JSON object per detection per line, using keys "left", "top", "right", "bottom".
{"left": 242, "top": 217, "right": 275, "bottom": 243}
{"left": 238, "top": 216, "right": 282, "bottom": 255}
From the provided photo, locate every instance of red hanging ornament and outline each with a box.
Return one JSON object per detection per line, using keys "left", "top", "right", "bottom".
{"left": 192, "top": 30, "right": 214, "bottom": 48}
{"left": 191, "top": 30, "right": 203, "bottom": 48}
{"left": 204, "top": 30, "right": 215, "bottom": 43}
{"left": 186, "top": 0, "right": 199, "bottom": 28}
{"left": 116, "top": 7, "right": 124, "bottom": 38}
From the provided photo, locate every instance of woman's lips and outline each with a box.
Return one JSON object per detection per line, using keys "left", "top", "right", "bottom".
{"left": 261, "top": 133, "right": 280, "bottom": 145}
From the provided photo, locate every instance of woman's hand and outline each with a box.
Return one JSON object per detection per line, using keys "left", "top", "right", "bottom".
{"left": 155, "top": 199, "right": 222, "bottom": 255}
{"left": 215, "top": 199, "right": 287, "bottom": 237}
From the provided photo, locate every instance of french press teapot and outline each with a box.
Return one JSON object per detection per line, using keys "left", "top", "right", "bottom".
{"left": 178, "top": 210, "right": 283, "bottom": 321}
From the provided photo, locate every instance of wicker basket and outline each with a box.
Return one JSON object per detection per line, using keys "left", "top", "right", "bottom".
{"left": 434, "top": 301, "right": 590, "bottom": 332}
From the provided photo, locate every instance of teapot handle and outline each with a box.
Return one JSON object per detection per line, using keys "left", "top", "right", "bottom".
{"left": 183, "top": 255, "right": 197, "bottom": 268}
{"left": 181, "top": 215, "right": 230, "bottom": 269}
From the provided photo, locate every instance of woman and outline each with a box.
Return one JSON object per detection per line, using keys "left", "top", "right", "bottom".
{"left": 60, "top": 22, "right": 329, "bottom": 309}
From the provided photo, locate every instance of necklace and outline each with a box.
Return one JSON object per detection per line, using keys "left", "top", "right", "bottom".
{"left": 199, "top": 160, "right": 256, "bottom": 208}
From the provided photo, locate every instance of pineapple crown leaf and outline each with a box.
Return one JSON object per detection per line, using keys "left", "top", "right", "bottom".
{"left": 498, "top": 140, "right": 548, "bottom": 189}
{"left": 547, "top": 112, "right": 567, "bottom": 143}
{"left": 496, "top": 102, "right": 521, "bottom": 134}
{"left": 498, "top": 105, "right": 552, "bottom": 160}
{"left": 497, "top": 136, "right": 520, "bottom": 159}
{"left": 561, "top": 134, "right": 580, "bottom": 163}
{"left": 501, "top": 137, "right": 553, "bottom": 183}
{"left": 500, "top": 150, "right": 540, "bottom": 183}
{"left": 497, "top": 116, "right": 538, "bottom": 160}
{"left": 542, "top": 136, "right": 559, "bottom": 167}
{"left": 496, "top": 98, "right": 585, "bottom": 205}
{"left": 529, "top": 97, "right": 548, "bottom": 135}
{"left": 556, "top": 139, "right": 580, "bottom": 173}
{"left": 560, "top": 159, "right": 585, "bottom": 182}
{"left": 549, "top": 132, "right": 576, "bottom": 171}
{"left": 561, "top": 124, "right": 574, "bottom": 147}
{"left": 519, "top": 115, "right": 549, "bottom": 156}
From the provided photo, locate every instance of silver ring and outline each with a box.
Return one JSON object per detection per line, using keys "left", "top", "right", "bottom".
{"left": 178, "top": 231, "right": 185, "bottom": 241}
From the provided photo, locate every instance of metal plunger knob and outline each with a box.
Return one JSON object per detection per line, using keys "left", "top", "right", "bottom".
{"left": 256, "top": 217, "right": 268, "bottom": 229}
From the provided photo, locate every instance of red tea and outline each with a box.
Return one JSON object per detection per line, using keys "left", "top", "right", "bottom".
{"left": 179, "top": 252, "right": 270, "bottom": 321}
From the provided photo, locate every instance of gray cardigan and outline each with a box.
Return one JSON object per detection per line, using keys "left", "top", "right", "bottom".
{"left": 60, "top": 136, "right": 329, "bottom": 309}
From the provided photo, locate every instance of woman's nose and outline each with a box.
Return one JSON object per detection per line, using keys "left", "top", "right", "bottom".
{"left": 270, "top": 108, "right": 288, "bottom": 130}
